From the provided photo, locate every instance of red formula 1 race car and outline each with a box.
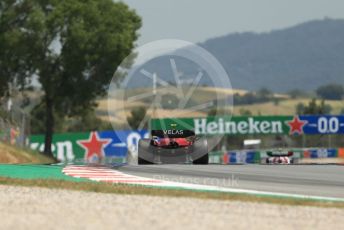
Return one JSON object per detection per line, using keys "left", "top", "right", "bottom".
{"left": 264, "top": 149, "right": 294, "bottom": 164}
{"left": 138, "top": 129, "right": 208, "bottom": 165}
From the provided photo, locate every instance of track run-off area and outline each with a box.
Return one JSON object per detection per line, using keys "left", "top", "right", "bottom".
{"left": 0, "top": 163, "right": 343, "bottom": 202}
{"left": 61, "top": 164, "right": 344, "bottom": 202}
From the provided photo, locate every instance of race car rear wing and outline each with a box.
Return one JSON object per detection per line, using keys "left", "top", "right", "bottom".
{"left": 151, "top": 130, "right": 195, "bottom": 138}
{"left": 267, "top": 151, "right": 293, "bottom": 157}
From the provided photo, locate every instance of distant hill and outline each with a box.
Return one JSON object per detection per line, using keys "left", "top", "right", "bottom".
{"left": 201, "top": 18, "right": 344, "bottom": 92}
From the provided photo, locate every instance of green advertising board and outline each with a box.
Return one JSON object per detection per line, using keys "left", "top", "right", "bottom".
{"left": 151, "top": 116, "right": 291, "bottom": 135}
{"left": 151, "top": 115, "right": 344, "bottom": 136}
{"left": 30, "top": 132, "right": 89, "bottom": 162}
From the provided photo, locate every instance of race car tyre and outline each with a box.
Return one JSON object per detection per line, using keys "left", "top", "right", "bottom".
{"left": 192, "top": 137, "right": 209, "bottom": 164}
{"left": 291, "top": 158, "right": 299, "bottom": 164}
{"left": 138, "top": 139, "right": 154, "bottom": 165}
{"left": 138, "top": 157, "right": 153, "bottom": 165}
{"left": 193, "top": 153, "right": 209, "bottom": 165}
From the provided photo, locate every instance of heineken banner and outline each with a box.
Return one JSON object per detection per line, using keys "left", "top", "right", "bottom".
{"left": 151, "top": 115, "right": 344, "bottom": 135}
{"left": 30, "top": 130, "right": 149, "bottom": 162}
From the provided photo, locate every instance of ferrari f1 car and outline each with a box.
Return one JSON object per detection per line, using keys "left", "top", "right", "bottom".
{"left": 264, "top": 149, "right": 296, "bottom": 164}
{"left": 138, "top": 129, "right": 208, "bottom": 164}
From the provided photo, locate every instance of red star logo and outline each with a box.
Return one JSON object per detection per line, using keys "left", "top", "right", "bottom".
{"left": 77, "top": 132, "right": 112, "bottom": 161}
{"left": 286, "top": 116, "right": 307, "bottom": 135}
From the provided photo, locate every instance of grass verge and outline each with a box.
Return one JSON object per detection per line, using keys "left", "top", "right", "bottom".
{"left": 0, "top": 142, "right": 56, "bottom": 164}
{"left": 0, "top": 176, "right": 343, "bottom": 208}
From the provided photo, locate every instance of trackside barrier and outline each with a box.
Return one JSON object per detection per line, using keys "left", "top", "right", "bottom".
{"left": 0, "top": 116, "right": 28, "bottom": 147}
{"left": 30, "top": 130, "right": 149, "bottom": 163}
{"left": 29, "top": 129, "right": 344, "bottom": 164}
{"left": 209, "top": 148, "right": 344, "bottom": 164}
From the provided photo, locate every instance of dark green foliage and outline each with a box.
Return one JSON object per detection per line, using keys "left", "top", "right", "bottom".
{"left": 1, "top": 0, "right": 141, "bottom": 155}
{"left": 288, "top": 89, "right": 305, "bottom": 99}
{"left": 207, "top": 108, "right": 218, "bottom": 117}
{"left": 30, "top": 103, "right": 64, "bottom": 135}
{"left": 22, "top": 0, "right": 141, "bottom": 115}
{"left": 316, "top": 84, "right": 344, "bottom": 100}
{"left": 273, "top": 98, "right": 280, "bottom": 106}
{"left": 207, "top": 107, "right": 232, "bottom": 117}
{"left": 235, "top": 93, "right": 256, "bottom": 105}
{"left": 256, "top": 88, "right": 272, "bottom": 100}
{"left": 296, "top": 99, "right": 332, "bottom": 115}
{"left": 0, "top": 0, "right": 35, "bottom": 98}
{"left": 233, "top": 88, "right": 274, "bottom": 105}
{"left": 127, "top": 107, "right": 148, "bottom": 130}
{"left": 239, "top": 109, "right": 252, "bottom": 116}
{"left": 295, "top": 103, "right": 305, "bottom": 115}
{"left": 0, "top": 107, "right": 9, "bottom": 121}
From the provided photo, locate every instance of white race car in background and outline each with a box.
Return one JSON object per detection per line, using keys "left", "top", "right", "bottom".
{"left": 265, "top": 149, "right": 294, "bottom": 164}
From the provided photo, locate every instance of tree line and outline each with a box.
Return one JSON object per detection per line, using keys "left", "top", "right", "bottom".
{"left": 0, "top": 0, "right": 141, "bottom": 156}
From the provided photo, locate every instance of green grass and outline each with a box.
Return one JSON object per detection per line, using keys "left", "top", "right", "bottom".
{"left": 0, "top": 164, "right": 87, "bottom": 181}
{"left": 0, "top": 176, "right": 343, "bottom": 208}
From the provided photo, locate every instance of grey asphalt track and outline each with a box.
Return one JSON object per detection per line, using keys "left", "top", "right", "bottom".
{"left": 117, "top": 164, "right": 344, "bottom": 198}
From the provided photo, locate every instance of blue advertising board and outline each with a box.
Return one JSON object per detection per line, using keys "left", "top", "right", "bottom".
{"left": 300, "top": 115, "right": 344, "bottom": 135}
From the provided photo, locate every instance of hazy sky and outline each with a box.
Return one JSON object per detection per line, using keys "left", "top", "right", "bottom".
{"left": 120, "top": 0, "right": 344, "bottom": 45}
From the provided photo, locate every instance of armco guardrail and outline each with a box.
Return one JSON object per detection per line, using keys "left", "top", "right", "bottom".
{"left": 209, "top": 148, "right": 344, "bottom": 164}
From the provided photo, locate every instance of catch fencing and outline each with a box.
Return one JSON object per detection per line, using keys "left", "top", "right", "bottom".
{"left": 0, "top": 105, "right": 30, "bottom": 148}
